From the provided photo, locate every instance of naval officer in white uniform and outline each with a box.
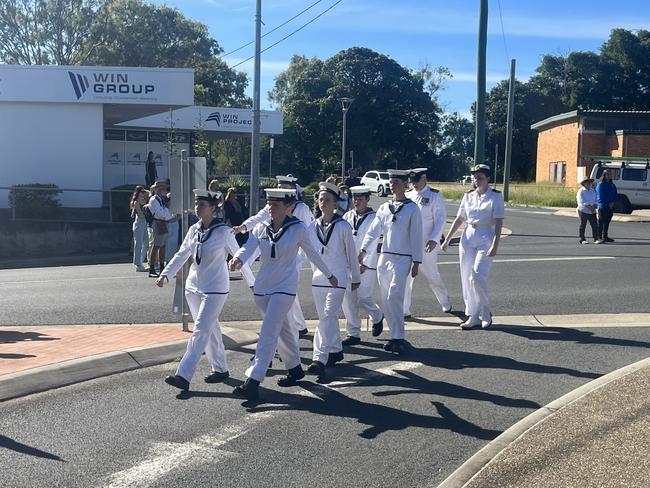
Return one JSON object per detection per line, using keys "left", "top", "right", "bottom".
{"left": 441, "top": 164, "right": 504, "bottom": 329}
{"left": 229, "top": 188, "right": 336, "bottom": 401}
{"left": 307, "top": 182, "right": 361, "bottom": 377}
{"left": 359, "top": 169, "right": 422, "bottom": 355}
{"left": 341, "top": 185, "right": 384, "bottom": 345}
{"left": 234, "top": 175, "right": 314, "bottom": 338}
{"left": 404, "top": 168, "right": 452, "bottom": 317}
{"left": 157, "top": 190, "right": 255, "bottom": 391}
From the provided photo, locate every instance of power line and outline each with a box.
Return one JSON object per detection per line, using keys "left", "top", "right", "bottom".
{"left": 496, "top": 0, "right": 511, "bottom": 66}
{"left": 222, "top": 0, "right": 325, "bottom": 58}
{"left": 229, "top": 0, "right": 343, "bottom": 69}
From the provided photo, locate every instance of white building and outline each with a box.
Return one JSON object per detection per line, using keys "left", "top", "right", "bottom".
{"left": 0, "top": 64, "right": 283, "bottom": 208}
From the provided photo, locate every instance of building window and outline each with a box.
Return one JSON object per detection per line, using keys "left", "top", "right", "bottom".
{"left": 583, "top": 118, "right": 605, "bottom": 133}
{"left": 622, "top": 168, "right": 648, "bottom": 181}
{"left": 549, "top": 161, "right": 567, "bottom": 183}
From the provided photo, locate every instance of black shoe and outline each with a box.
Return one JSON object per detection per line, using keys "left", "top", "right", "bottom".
{"left": 204, "top": 371, "right": 230, "bottom": 383}
{"left": 604, "top": 237, "right": 615, "bottom": 243}
{"left": 298, "top": 328, "right": 309, "bottom": 338}
{"left": 277, "top": 365, "right": 305, "bottom": 387}
{"left": 148, "top": 269, "right": 159, "bottom": 278}
{"left": 372, "top": 317, "right": 384, "bottom": 337}
{"left": 164, "top": 374, "right": 189, "bottom": 390}
{"left": 306, "top": 361, "right": 326, "bottom": 377}
{"left": 342, "top": 335, "right": 361, "bottom": 346}
{"left": 383, "top": 339, "right": 407, "bottom": 355}
{"left": 233, "top": 378, "right": 259, "bottom": 400}
{"left": 326, "top": 351, "right": 344, "bottom": 367}
{"left": 579, "top": 239, "right": 587, "bottom": 244}
{"left": 403, "top": 314, "right": 412, "bottom": 320}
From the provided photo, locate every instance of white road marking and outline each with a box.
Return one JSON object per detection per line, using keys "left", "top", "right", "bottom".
{"left": 104, "top": 411, "right": 274, "bottom": 488}
{"left": 326, "top": 361, "right": 423, "bottom": 388}
{"left": 438, "top": 256, "right": 616, "bottom": 265}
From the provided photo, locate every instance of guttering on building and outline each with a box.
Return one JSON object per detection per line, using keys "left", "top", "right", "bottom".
{"left": 0, "top": 64, "right": 282, "bottom": 208}
{"left": 531, "top": 110, "right": 650, "bottom": 187}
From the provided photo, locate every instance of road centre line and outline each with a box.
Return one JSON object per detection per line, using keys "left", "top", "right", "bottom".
{"left": 438, "top": 256, "right": 616, "bottom": 265}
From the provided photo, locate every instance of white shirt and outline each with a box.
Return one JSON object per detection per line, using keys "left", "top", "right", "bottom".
{"left": 577, "top": 187, "right": 597, "bottom": 214}
{"left": 235, "top": 217, "right": 332, "bottom": 296}
{"left": 162, "top": 221, "right": 254, "bottom": 294}
{"left": 406, "top": 185, "right": 446, "bottom": 245}
{"left": 308, "top": 215, "right": 361, "bottom": 288}
{"left": 148, "top": 194, "right": 172, "bottom": 221}
{"left": 343, "top": 208, "right": 379, "bottom": 269}
{"left": 242, "top": 199, "right": 314, "bottom": 229}
{"left": 457, "top": 187, "right": 505, "bottom": 226}
{"left": 361, "top": 199, "right": 423, "bottom": 264}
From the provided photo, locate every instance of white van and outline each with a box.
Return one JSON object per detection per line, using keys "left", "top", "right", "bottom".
{"left": 589, "top": 161, "right": 650, "bottom": 214}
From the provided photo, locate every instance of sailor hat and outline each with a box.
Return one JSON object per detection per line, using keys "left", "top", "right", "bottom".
{"left": 580, "top": 176, "right": 594, "bottom": 185}
{"left": 193, "top": 189, "right": 220, "bottom": 203}
{"left": 470, "top": 164, "right": 491, "bottom": 175}
{"left": 275, "top": 174, "right": 299, "bottom": 186}
{"left": 317, "top": 181, "right": 341, "bottom": 198}
{"left": 151, "top": 179, "right": 170, "bottom": 190}
{"left": 408, "top": 167, "right": 428, "bottom": 181}
{"left": 265, "top": 188, "right": 297, "bottom": 202}
{"left": 387, "top": 169, "right": 410, "bottom": 180}
{"left": 350, "top": 185, "right": 372, "bottom": 196}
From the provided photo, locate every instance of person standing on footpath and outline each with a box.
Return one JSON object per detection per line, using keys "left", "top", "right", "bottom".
{"left": 147, "top": 180, "right": 180, "bottom": 277}
{"left": 441, "top": 164, "right": 504, "bottom": 330}
{"left": 576, "top": 177, "right": 599, "bottom": 244}
{"left": 130, "top": 186, "right": 150, "bottom": 272}
{"left": 359, "top": 169, "right": 422, "bottom": 355}
{"left": 145, "top": 151, "right": 157, "bottom": 188}
{"left": 229, "top": 188, "right": 336, "bottom": 401}
{"left": 341, "top": 185, "right": 384, "bottom": 345}
{"left": 403, "top": 168, "right": 452, "bottom": 317}
{"left": 306, "top": 182, "right": 360, "bottom": 378}
{"left": 234, "top": 175, "right": 314, "bottom": 338}
{"left": 156, "top": 190, "right": 255, "bottom": 391}
{"left": 596, "top": 169, "right": 618, "bottom": 243}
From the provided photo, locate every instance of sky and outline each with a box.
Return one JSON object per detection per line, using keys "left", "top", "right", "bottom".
{"left": 153, "top": 0, "right": 649, "bottom": 118}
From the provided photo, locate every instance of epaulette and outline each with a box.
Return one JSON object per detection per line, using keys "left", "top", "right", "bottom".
{"left": 492, "top": 188, "right": 501, "bottom": 193}
{"left": 430, "top": 188, "right": 439, "bottom": 193}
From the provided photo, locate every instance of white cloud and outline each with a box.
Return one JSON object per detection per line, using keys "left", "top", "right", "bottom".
{"left": 227, "top": 58, "right": 291, "bottom": 74}
{"left": 449, "top": 71, "right": 531, "bottom": 83}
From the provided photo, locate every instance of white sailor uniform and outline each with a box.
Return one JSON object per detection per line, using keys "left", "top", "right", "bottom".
{"left": 309, "top": 214, "right": 361, "bottom": 365}
{"left": 161, "top": 221, "right": 254, "bottom": 381}
{"left": 242, "top": 199, "right": 314, "bottom": 332}
{"left": 341, "top": 208, "right": 383, "bottom": 337}
{"left": 361, "top": 200, "right": 423, "bottom": 340}
{"left": 404, "top": 186, "right": 451, "bottom": 314}
{"left": 456, "top": 187, "right": 505, "bottom": 319}
{"left": 234, "top": 216, "right": 332, "bottom": 383}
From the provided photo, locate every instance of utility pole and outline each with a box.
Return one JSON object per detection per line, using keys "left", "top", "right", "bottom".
{"left": 494, "top": 143, "right": 499, "bottom": 184}
{"left": 503, "top": 58, "right": 516, "bottom": 201}
{"left": 269, "top": 137, "right": 274, "bottom": 178}
{"left": 473, "top": 0, "right": 488, "bottom": 167}
{"left": 249, "top": 0, "right": 262, "bottom": 214}
{"left": 340, "top": 97, "right": 354, "bottom": 178}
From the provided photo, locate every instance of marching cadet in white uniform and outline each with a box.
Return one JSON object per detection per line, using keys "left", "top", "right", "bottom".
{"left": 442, "top": 164, "right": 504, "bottom": 329}
{"left": 229, "top": 188, "right": 336, "bottom": 401}
{"left": 341, "top": 185, "right": 384, "bottom": 345}
{"left": 359, "top": 169, "right": 423, "bottom": 354}
{"left": 156, "top": 190, "right": 255, "bottom": 391}
{"left": 307, "top": 182, "right": 361, "bottom": 377}
{"left": 404, "top": 168, "right": 452, "bottom": 317}
{"left": 234, "top": 175, "right": 314, "bottom": 338}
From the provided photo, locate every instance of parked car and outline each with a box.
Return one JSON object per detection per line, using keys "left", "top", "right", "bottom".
{"left": 590, "top": 161, "right": 650, "bottom": 214}
{"left": 460, "top": 175, "right": 472, "bottom": 185}
{"left": 360, "top": 170, "right": 391, "bottom": 196}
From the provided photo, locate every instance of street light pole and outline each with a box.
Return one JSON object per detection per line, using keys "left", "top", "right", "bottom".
{"left": 339, "top": 97, "right": 354, "bottom": 179}
{"left": 269, "top": 137, "right": 274, "bottom": 178}
{"left": 249, "top": 0, "right": 262, "bottom": 215}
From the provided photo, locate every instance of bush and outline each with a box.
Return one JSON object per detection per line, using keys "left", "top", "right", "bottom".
{"left": 8, "top": 183, "right": 62, "bottom": 218}
{"left": 111, "top": 184, "right": 141, "bottom": 222}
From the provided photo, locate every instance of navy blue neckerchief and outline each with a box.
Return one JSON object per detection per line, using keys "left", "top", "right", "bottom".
{"left": 388, "top": 199, "right": 413, "bottom": 222}
{"left": 352, "top": 208, "right": 374, "bottom": 236}
{"left": 194, "top": 219, "right": 226, "bottom": 265}
{"left": 266, "top": 216, "right": 301, "bottom": 258}
{"left": 316, "top": 213, "right": 343, "bottom": 254}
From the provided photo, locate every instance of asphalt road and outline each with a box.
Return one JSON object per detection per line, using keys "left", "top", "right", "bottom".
{"left": 1, "top": 200, "right": 649, "bottom": 326}
{"left": 2, "top": 327, "right": 650, "bottom": 487}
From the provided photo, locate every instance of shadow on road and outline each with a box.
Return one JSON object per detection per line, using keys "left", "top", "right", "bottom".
{"left": 0, "top": 353, "right": 36, "bottom": 359}
{"left": 497, "top": 326, "right": 650, "bottom": 349}
{"left": 0, "top": 331, "right": 60, "bottom": 345}
{"left": 0, "top": 435, "right": 65, "bottom": 462}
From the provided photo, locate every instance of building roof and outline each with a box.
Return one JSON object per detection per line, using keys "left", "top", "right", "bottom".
{"left": 531, "top": 110, "right": 650, "bottom": 131}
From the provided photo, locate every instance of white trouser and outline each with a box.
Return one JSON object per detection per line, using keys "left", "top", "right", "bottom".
{"left": 246, "top": 293, "right": 301, "bottom": 383}
{"left": 459, "top": 227, "right": 494, "bottom": 319}
{"left": 404, "top": 248, "right": 450, "bottom": 315}
{"left": 132, "top": 218, "right": 149, "bottom": 266}
{"left": 165, "top": 220, "right": 179, "bottom": 262}
{"left": 377, "top": 254, "right": 412, "bottom": 340}
{"left": 312, "top": 287, "right": 345, "bottom": 364}
{"left": 288, "top": 296, "right": 307, "bottom": 331}
{"left": 176, "top": 291, "right": 228, "bottom": 381}
{"left": 342, "top": 268, "right": 383, "bottom": 337}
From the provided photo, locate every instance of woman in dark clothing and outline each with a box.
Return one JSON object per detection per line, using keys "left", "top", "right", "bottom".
{"left": 595, "top": 170, "right": 618, "bottom": 243}
{"left": 223, "top": 187, "right": 248, "bottom": 246}
{"left": 145, "top": 151, "right": 158, "bottom": 187}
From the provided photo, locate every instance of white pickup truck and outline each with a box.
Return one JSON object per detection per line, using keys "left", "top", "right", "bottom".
{"left": 590, "top": 161, "right": 650, "bottom": 214}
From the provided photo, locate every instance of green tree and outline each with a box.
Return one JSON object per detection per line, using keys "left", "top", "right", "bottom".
{"left": 434, "top": 112, "right": 474, "bottom": 181}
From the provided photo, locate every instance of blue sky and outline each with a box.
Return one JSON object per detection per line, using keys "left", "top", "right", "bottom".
{"left": 154, "top": 0, "right": 649, "bottom": 118}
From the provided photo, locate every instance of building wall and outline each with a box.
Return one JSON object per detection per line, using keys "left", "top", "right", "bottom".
{"left": 535, "top": 120, "right": 579, "bottom": 185}
{"left": 605, "top": 134, "right": 623, "bottom": 157}
{"left": 0, "top": 101, "right": 103, "bottom": 208}
{"left": 624, "top": 134, "right": 650, "bottom": 157}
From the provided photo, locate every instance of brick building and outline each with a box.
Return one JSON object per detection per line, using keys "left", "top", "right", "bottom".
{"left": 531, "top": 110, "right": 650, "bottom": 187}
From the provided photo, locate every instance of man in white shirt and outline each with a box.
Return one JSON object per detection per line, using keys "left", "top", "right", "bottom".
{"left": 147, "top": 180, "right": 180, "bottom": 278}
{"left": 404, "top": 168, "right": 452, "bottom": 317}
{"left": 576, "top": 177, "right": 599, "bottom": 244}
{"left": 359, "top": 169, "right": 422, "bottom": 354}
